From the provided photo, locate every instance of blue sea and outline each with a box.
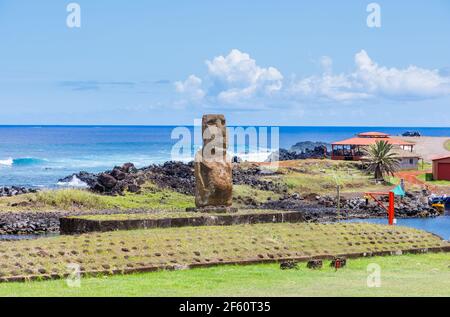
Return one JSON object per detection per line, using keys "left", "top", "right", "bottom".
{"left": 345, "top": 216, "right": 450, "bottom": 241}
{"left": 0, "top": 126, "right": 449, "bottom": 188}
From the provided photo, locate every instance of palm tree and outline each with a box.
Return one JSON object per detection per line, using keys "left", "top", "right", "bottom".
{"left": 364, "top": 140, "right": 400, "bottom": 181}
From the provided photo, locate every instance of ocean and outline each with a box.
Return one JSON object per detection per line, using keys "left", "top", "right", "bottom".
{"left": 0, "top": 126, "right": 449, "bottom": 188}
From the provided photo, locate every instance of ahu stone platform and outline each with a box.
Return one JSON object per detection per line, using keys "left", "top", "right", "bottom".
{"left": 60, "top": 209, "right": 305, "bottom": 234}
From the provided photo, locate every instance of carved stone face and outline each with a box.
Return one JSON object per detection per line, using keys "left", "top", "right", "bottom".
{"left": 202, "top": 114, "right": 227, "bottom": 150}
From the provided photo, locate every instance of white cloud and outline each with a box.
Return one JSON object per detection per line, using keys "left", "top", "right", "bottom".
{"left": 354, "top": 50, "right": 450, "bottom": 99}
{"left": 176, "top": 49, "right": 450, "bottom": 107}
{"left": 206, "top": 49, "right": 283, "bottom": 96}
{"left": 174, "top": 75, "right": 205, "bottom": 101}
{"left": 176, "top": 49, "right": 283, "bottom": 105}
{"left": 291, "top": 50, "right": 450, "bottom": 102}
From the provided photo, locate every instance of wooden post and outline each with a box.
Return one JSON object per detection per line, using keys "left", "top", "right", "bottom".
{"left": 337, "top": 185, "right": 340, "bottom": 219}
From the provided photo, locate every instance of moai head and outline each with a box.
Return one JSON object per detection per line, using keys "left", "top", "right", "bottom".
{"left": 202, "top": 114, "right": 227, "bottom": 160}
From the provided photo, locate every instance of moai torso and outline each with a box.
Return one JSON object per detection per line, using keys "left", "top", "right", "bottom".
{"left": 194, "top": 114, "right": 233, "bottom": 208}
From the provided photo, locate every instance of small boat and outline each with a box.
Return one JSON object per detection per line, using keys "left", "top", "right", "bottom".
{"left": 429, "top": 196, "right": 450, "bottom": 213}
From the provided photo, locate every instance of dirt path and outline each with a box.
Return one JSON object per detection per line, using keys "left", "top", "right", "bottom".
{"left": 399, "top": 136, "right": 450, "bottom": 161}
{"left": 395, "top": 170, "right": 450, "bottom": 195}
{"left": 396, "top": 170, "right": 431, "bottom": 189}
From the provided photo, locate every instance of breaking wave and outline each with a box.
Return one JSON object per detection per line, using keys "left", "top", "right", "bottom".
{"left": 56, "top": 175, "right": 89, "bottom": 188}
{"left": 0, "top": 158, "right": 13, "bottom": 166}
{"left": 0, "top": 157, "right": 48, "bottom": 167}
{"left": 232, "top": 148, "right": 275, "bottom": 162}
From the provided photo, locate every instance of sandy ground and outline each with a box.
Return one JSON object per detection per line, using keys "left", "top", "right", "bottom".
{"left": 399, "top": 136, "right": 450, "bottom": 161}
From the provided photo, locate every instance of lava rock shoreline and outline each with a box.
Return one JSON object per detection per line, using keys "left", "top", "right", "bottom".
{"left": 0, "top": 159, "right": 443, "bottom": 236}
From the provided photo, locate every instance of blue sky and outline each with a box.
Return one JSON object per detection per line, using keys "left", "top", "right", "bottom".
{"left": 0, "top": 0, "right": 449, "bottom": 126}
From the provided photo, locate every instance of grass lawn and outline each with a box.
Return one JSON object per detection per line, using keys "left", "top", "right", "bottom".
{"left": 0, "top": 184, "right": 280, "bottom": 213}
{"left": 233, "top": 184, "right": 282, "bottom": 204}
{"left": 418, "top": 161, "right": 432, "bottom": 171}
{"left": 267, "top": 160, "right": 394, "bottom": 195}
{"left": 0, "top": 183, "right": 194, "bottom": 212}
{"left": 0, "top": 253, "right": 448, "bottom": 297}
{"left": 417, "top": 174, "right": 450, "bottom": 186}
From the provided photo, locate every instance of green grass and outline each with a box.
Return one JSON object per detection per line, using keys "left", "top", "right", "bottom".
{"left": 444, "top": 139, "right": 450, "bottom": 151}
{"left": 73, "top": 209, "right": 291, "bottom": 221}
{"left": 418, "top": 161, "right": 432, "bottom": 171}
{"left": 274, "top": 160, "right": 391, "bottom": 195}
{"left": 233, "top": 184, "right": 281, "bottom": 204}
{"left": 0, "top": 253, "right": 448, "bottom": 297}
{"left": 0, "top": 222, "right": 446, "bottom": 282}
{"left": 417, "top": 174, "right": 450, "bottom": 186}
{"left": 385, "top": 176, "right": 401, "bottom": 185}
{"left": 0, "top": 184, "right": 280, "bottom": 213}
{"left": 0, "top": 183, "right": 194, "bottom": 212}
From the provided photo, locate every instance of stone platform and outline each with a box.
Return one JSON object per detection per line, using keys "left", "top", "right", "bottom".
{"left": 185, "top": 206, "right": 238, "bottom": 213}
{"left": 60, "top": 209, "right": 305, "bottom": 235}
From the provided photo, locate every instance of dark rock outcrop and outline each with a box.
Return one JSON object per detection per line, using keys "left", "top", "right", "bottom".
{"left": 145, "top": 161, "right": 195, "bottom": 195}
{"left": 59, "top": 160, "right": 288, "bottom": 197}
{"left": 233, "top": 164, "right": 287, "bottom": 193}
{"left": 290, "top": 141, "right": 331, "bottom": 153}
{"left": 312, "top": 191, "right": 440, "bottom": 218}
{"left": 266, "top": 146, "right": 329, "bottom": 162}
{"left": 0, "top": 211, "right": 62, "bottom": 235}
{"left": 58, "top": 171, "right": 98, "bottom": 187}
{"left": 0, "top": 186, "right": 37, "bottom": 197}
{"left": 402, "top": 131, "right": 421, "bottom": 137}
{"left": 98, "top": 173, "right": 118, "bottom": 189}
{"left": 0, "top": 209, "right": 171, "bottom": 235}
{"left": 58, "top": 163, "right": 142, "bottom": 196}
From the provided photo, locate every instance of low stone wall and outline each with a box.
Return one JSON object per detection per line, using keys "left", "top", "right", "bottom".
{"left": 60, "top": 211, "right": 306, "bottom": 234}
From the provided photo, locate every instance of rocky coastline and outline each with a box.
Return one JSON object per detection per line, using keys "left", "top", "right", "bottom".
{"left": 0, "top": 135, "right": 445, "bottom": 237}
{"left": 0, "top": 158, "right": 443, "bottom": 236}
{"left": 0, "top": 209, "right": 191, "bottom": 236}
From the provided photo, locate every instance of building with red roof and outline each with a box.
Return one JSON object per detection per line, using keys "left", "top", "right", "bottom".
{"left": 331, "top": 132, "right": 415, "bottom": 161}
{"left": 431, "top": 155, "right": 450, "bottom": 180}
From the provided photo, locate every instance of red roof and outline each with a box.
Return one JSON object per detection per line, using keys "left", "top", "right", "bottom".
{"left": 332, "top": 137, "right": 414, "bottom": 146}
{"left": 357, "top": 132, "right": 389, "bottom": 137}
{"left": 431, "top": 154, "right": 450, "bottom": 161}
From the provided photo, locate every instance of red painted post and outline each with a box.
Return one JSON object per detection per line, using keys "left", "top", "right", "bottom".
{"left": 388, "top": 191, "right": 395, "bottom": 225}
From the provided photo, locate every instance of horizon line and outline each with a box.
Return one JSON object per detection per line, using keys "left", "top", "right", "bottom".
{"left": 0, "top": 124, "right": 448, "bottom": 129}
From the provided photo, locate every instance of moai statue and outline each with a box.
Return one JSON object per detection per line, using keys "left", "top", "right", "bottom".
{"left": 189, "top": 114, "right": 236, "bottom": 213}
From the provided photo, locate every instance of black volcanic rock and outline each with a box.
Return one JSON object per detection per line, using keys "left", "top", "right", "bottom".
{"left": 111, "top": 168, "right": 126, "bottom": 180}
{"left": 98, "top": 173, "right": 117, "bottom": 189}
{"left": 0, "top": 186, "right": 38, "bottom": 197}
{"left": 290, "top": 141, "right": 331, "bottom": 153}
{"left": 266, "top": 146, "right": 329, "bottom": 162}
{"left": 402, "top": 131, "right": 421, "bottom": 137}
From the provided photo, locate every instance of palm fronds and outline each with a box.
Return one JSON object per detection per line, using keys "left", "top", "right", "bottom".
{"left": 363, "top": 141, "right": 400, "bottom": 180}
